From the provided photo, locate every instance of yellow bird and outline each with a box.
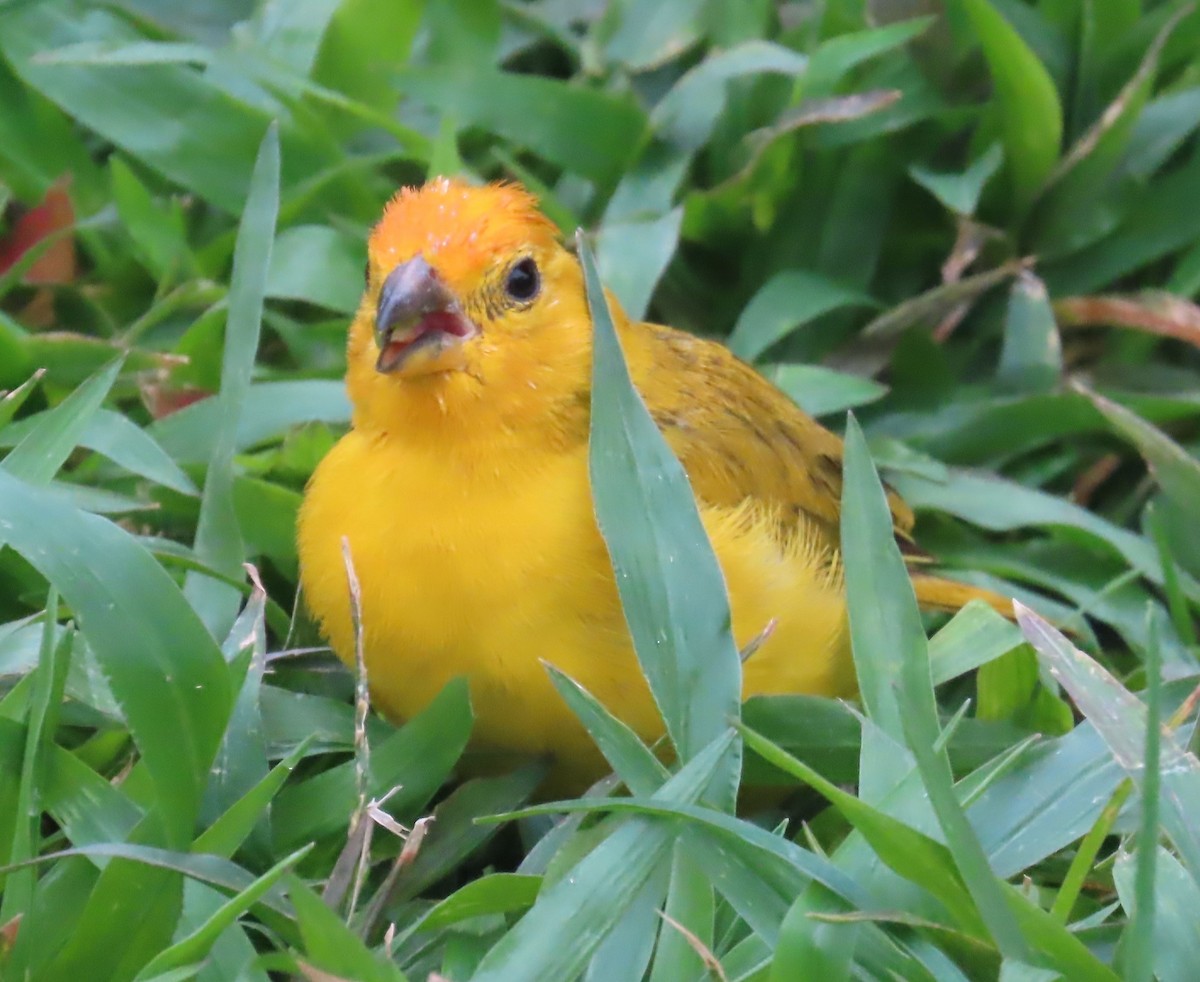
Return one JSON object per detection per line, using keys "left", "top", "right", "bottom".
{"left": 297, "top": 178, "right": 1005, "bottom": 789}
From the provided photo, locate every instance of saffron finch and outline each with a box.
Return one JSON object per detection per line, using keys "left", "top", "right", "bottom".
{"left": 297, "top": 178, "right": 1007, "bottom": 789}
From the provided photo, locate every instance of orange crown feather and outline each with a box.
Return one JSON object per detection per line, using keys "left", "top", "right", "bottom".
{"left": 368, "top": 178, "right": 560, "bottom": 289}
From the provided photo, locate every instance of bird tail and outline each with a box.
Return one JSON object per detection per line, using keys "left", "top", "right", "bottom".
{"left": 909, "top": 573, "right": 1014, "bottom": 620}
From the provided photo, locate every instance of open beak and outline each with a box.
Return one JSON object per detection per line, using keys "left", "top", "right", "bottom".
{"left": 374, "top": 255, "right": 478, "bottom": 376}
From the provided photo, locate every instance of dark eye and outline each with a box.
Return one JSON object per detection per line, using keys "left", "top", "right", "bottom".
{"left": 364, "top": 260, "right": 371, "bottom": 285}
{"left": 505, "top": 257, "right": 540, "bottom": 303}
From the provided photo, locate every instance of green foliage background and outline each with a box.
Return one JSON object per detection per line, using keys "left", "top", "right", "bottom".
{"left": 1, "top": 0, "right": 1200, "bottom": 978}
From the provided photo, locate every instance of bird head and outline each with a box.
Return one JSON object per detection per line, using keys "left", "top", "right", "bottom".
{"left": 347, "top": 178, "right": 599, "bottom": 443}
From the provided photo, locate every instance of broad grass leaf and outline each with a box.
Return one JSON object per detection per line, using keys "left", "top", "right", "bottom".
{"left": 471, "top": 732, "right": 735, "bottom": 982}
{"left": 414, "top": 874, "right": 541, "bottom": 933}
{"left": 958, "top": 0, "right": 1062, "bottom": 212}
{"left": 201, "top": 583, "right": 270, "bottom": 857}
{"left": 602, "top": 0, "right": 700, "bottom": 71}
{"left": 1084, "top": 386, "right": 1200, "bottom": 534}
{"left": 909, "top": 144, "right": 1003, "bottom": 216}
{"left": 650, "top": 41, "right": 808, "bottom": 151}
{"left": 545, "top": 663, "right": 669, "bottom": 796}
{"left": 312, "top": 0, "right": 423, "bottom": 116}
{"left": 929, "top": 601, "right": 1025, "bottom": 685}
{"left": 646, "top": 846, "right": 714, "bottom": 982}
{"left": 0, "top": 54, "right": 102, "bottom": 204}
{"left": 0, "top": 358, "right": 120, "bottom": 486}
{"left": 289, "top": 875, "right": 403, "bottom": 982}
{"left": 741, "top": 694, "right": 862, "bottom": 785}
{"left": 1, "top": 406, "right": 197, "bottom": 495}
{"left": 803, "top": 18, "right": 934, "bottom": 96}
{"left": 771, "top": 882, "right": 858, "bottom": 982}
{"left": 0, "top": 468, "right": 231, "bottom": 846}
{"left": 584, "top": 865, "right": 668, "bottom": 982}
{"left": 492, "top": 793, "right": 872, "bottom": 913}
{"left": 175, "top": 880, "right": 269, "bottom": 982}
{"left": 1043, "top": 159, "right": 1200, "bottom": 294}
{"left": 381, "top": 767, "right": 545, "bottom": 907}
{"left": 1114, "top": 847, "right": 1200, "bottom": 982}
{"left": 267, "top": 225, "right": 363, "bottom": 314}
{"left": 273, "top": 678, "right": 472, "bottom": 851}
{"left": 996, "top": 272, "right": 1062, "bottom": 394}
{"left": 728, "top": 271, "right": 876, "bottom": 362}
{"left": 582, "top": 234, "right": 742, "bottom": 805}
{"left": 259, "top": 685, "right": 393, "bottom": 758}
{"left": 1036, "top": 7, "right": 1190, "bottom": 257}
{"left": 0, "top": 841, "right": 294, "bottom": 918}
{"left": 594, "top": 206, "right": 682, "bottom": 321}
{"left": 110, "top": 156, "right": 190, "bottom": 282}
{"left": 0, "top": 2, "right": 333, "bottom": 213}
{"left": 36, "top": 817, "right": 185, "bottom": 982}
{"left": 150, "top": 380, "right": 350, "bottom": 466}
{"left": 41, "top": 739, "right": 143, "bottom": 851}
{"left": 739, "top": 723, "right": 989, "bottom": 941}
{"left": 0, "top": 370, "right": 44, "bottom": 432}
{"left": 839, "top": 415, "right": 923, "bottom": 754}
{"left": 400, "top": 69, "right": 644, "bottom": 186}
{"left": 889, "top": 468, "right": 1195, "bottom": 602}
{"left": 1123, "top": 88, "right": 1200, "bottom": 182}
{"left": 769, "top": 363, "right": 887, "bottom": 417}
{"left": 743, "top": 723, "right": 1122, "bottom": 979}
{"left": 1, "top": 610, "right": 71, "bottom": 923}
{"left": 842, "top": 420, "right": 1088, "bottom": 966}
{"left": 194, "top": 740, "right": 311, "bottom": 860}
{"left": 1018, "top": 606, "right": 1200, "bottom": 883}
{"left": 135, "top": 845, "right": 311, "bottom": 981}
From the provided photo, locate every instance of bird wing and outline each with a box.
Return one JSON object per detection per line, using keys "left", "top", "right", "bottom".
{"left": 625, "top": 320, "right": 915, "bottom": 544}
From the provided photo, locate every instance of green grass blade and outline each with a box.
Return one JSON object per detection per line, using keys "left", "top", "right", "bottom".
{"left": 545, "top": 662, "right": 670, "bottom": 795}
{"left": 0, "top": 369, "right": 44, "bottom": 432}
{"left": 135, "top": 844, "right": 312, "bottom": 980}
{"left": 929, "top": 601, "right": 1025, "bottom": 685}
{"left": 149, "top": 380, "right": 350, "bottom": 466}
{"left": 0, "top": 839, "right": 295, "bottom": 917}
{"left": 193, "top": 737, "right": 312, "bottom": 859}
{"left": 202, "top": 583, "right": 271, "bottom": 858}
{"left": 72, "top": 408, "right": 197, "bottom": 494}
{"left": 289, "top": 875, "right": 404, "bottom": 982}
{"left": 909, "top": 143, "right": 1003, "bottom": 216}
{"left": 273, "top": 678, "right": 472, "bottom": 851}
{"left": 414, "top": 874, "right": 541, "bottom": 934}
{"left": 1119, "top": 609, "right": 1161, "bottom": 982}
{"left": 371, "top": 768, "right": 545, "bottom": 914}
{"left": 838, "top": 414, "right": 924, "bottom": 786}
{"left": 581, "top": 233, "right": 742, "bottom": 806}
{"left": 842, "top": 419, "right": 1036, "bottom": 960}
{"left": 472, "top": 732, "right": 735, "bottom": 981}
{"left": 584, "top": 864, "right": 669, "bottom": 982}
{"left": 647, "top": 845, "right": 714, "bottom": 982}
{"left": 0, "top": 602, "right": 70, "bottom": 924}
{"left": 1018, "top": 606, "right": 1200, "bottom": 881}
{"left": 185, "top": 123, "right": 279, "bottom": 635}
{"left": 1, "top": 358, "right": 121, "bottom": 486}
{"left": 739, "top": 722, "right": 988, "bottom": 941}
{"left": 1115, "top": 847, "right": 1200, "bottom": 982}
{"left": 996, "top": 271, "right": 1062, "bottom": 394}
{"left": 0, "top": 468, "right": 231, "bottom": 846}
{"left": 958, "top": 0, "right": 1062, "bottom": 212}
{"left": 1148, "top": 505, "right": 1199, "bottom": 650}
{"left": 728, "top": 270, "right": 876, "bottom": 362}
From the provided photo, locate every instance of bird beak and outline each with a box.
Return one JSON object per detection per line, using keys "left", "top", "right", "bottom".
{"left": 374, "top": 255, "right": 478, "bottom": 376}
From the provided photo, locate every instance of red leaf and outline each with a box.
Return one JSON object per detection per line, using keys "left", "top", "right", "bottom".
{"left": 0, "top": 177, "right": 77, "bottom": 284}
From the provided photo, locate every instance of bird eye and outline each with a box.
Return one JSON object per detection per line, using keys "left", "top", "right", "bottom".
{"left": 504, "top": 257, "right": 540, "bottom": 303}
{"left": 364, "top": 260, "right": 371, "bottom": 286}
